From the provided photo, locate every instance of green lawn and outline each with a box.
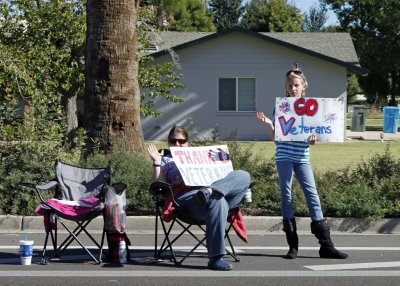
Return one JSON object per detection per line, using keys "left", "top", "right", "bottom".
{"left": 230, "top": 141, "right": 400, "bottom": 174}
{"left": 148, "top": 140, "right": 400, "bottom": 174}
{"left": 147, "top": 113, "right": 400, "bottom": 175}
{"left": 346, "top": 115, "right": 400, "bottom": 132}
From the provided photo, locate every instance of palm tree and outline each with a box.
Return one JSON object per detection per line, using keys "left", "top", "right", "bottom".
{"left": 85, "top": 0, "right": 144, "bottom": 154}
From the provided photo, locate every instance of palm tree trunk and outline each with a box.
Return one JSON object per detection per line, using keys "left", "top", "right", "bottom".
{"left": 84, "top": 0, "right": 144, "bottom": 154}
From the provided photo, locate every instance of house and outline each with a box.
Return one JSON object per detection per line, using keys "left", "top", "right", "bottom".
{"left": 141, "top": 27, "right": 367, "bottom": 141}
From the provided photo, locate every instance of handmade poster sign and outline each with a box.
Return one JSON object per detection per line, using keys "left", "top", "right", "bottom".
{"left": 274, "top": 96, "right": 345, "bottom": 142}
{"left": 170, "top": 145, "right": 233, "bottom": 186}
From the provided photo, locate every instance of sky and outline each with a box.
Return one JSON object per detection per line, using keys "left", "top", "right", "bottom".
{"left": 291, "top": 0, "right": 339, "bottom": 26}
{"left": 242, "top": 0, "right": 339, "bottom": 27}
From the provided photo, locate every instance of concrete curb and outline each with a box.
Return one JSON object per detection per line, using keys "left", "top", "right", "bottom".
{"left": 2, "top": 215, "right": 400, "bottom": 234}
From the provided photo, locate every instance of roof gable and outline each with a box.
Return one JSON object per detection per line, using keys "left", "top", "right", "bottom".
{"left": 149, "top": 27, "right": 367, "bottom": 75}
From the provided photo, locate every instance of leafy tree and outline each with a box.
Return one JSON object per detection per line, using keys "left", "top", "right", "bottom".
{"left": 241, "top": 0, "right": 303, "bottom": 32}
{"left": 145, "top": 0, "right": 216, "bottom": 31}
{"left": 323, "top": 0, "right": 400, "bottom": 106}
{"left": 0, "top": 0, "right": 85, "bottom": 144}
{"left": 139, "top": 59, "right": 185, "bottom": 118}
{"left": 0, "top": 0, "right": 185, "bottom": 148}
{"left": 347, "top": 73, "right": 364, "bottom": 103}
{"left": 173, "top": 0, "right": 216, "bottom": 31}
{"left": 321, "top": 24, "right": 340, "bottom": 32}
{"left": 208, "top": 0, "right": 244, "bottom": 31}
{"left": 85, "top": 0, "right": 144, "bottom": 154}
{"left": 302, "top": 3, "right": 328, "bottom": 32}
{"left": 137, "top": 5, "right": 185, "bottom": 118}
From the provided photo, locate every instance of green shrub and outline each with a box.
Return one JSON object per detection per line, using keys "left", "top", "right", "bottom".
{"left": 376, "top": 175, "right": 400, "bottom": 217}
{"left": 351, "top": 148, "right": 400, "bottom": 186}
{"left": 0, "top": 141, "right": 82, "bottom": 215}
{"left": 83, "top": 148, "right": 153, "bottom": 215}
{"left": 242, "top": 145, "right": 400, "bottom": 219}
{"left": 314, "top": 148, "right": 400, "bottom": 219}
{"left": 318, "top": 179, "right": 387, "bottom": 219}
{"left": 1, "top": 135, "right": 400, "bottom": 219}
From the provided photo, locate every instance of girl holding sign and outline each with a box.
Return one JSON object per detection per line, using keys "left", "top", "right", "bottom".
{"left": 256, "top": 64, "right": 348, "bottom": 260}
{"left": 147, "top": 126, "right": 253, "bottom": 271}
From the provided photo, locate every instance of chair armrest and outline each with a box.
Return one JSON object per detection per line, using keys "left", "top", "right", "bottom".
{"left": 20, "top": 180, "right": 58, "bottom": 191}
{"left": 36, "top": 181, "right": 59, "bottom": 191}
{"left": 149, "top": 181, "right": 171, "bottom": 199}
{"left": 111, "top": 182, "right": 127, "bottom": 194}
{"left": 20, "top": 180, "right": 58, "bottom": 203}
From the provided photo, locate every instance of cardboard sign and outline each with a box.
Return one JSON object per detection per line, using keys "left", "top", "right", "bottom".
{"left": 274, "top": 96, "right": 345, "bottom": 142}
{"left": 170, "top": 145, "right": 233, "bottom": 186}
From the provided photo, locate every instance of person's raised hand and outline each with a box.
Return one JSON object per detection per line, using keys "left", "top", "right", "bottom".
{"left": 147, "top": 143, "right": 163, "bottom": 164}
{"left": 308, "top": 133, "right": 317, "bottom": 145}
{"left": 256, "top": 112, "right": 273, "bottom": 125}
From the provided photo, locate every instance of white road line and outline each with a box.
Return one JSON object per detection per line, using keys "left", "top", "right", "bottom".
{"left": 234, "top": 246, "right": 400, "bottom": 251}
{"left": 0, "top": 270, "right": 400, "bottom": 277}
{"left": 305, "top": 261, "right": 400, "bottom": 271}
{"left": 2, "top": 246, "right": 400, "bottom": 251}
{"left": 0, "top": 255, "right": 93, "bottom": 264}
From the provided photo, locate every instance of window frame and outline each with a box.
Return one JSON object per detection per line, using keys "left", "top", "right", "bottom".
{"left": 217, "top": 77, "right": 256, "bottom": 113}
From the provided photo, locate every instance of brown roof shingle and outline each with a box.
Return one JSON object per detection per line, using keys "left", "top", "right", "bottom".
{"left": 150, "top": 27, "right": 367, "bottom": 74}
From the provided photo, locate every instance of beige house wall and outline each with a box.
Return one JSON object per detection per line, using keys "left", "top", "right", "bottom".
{"left": 141, "top": 32, "right": 347, "bottom": 141}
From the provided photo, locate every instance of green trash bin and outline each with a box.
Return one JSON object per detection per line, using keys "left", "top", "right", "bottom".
{"left": 351, "top": 105, "right": 368, "bottom": 132}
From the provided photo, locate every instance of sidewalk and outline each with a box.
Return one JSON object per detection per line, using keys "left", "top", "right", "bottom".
{"left": 2, "top": 215, "right": 400, "bottom": 234}
{"left": 346, "top": 129, "right": 400, "bottom": 141}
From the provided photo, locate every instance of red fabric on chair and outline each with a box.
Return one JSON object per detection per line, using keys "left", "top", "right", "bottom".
{"left": 229, "top": 210, "right": 248, "bottom": 243}
{"left": 35, "top": 197, "right": 101, "bottom": 232}
{"left": 162, "top": 191, "right": 248, "bottom": 243}
{"left": 35, "top": 197, "right": 100, "bottom": 216}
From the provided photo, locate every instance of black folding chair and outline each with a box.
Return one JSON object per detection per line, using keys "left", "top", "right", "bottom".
{"left": 20, "top": 159, "right": 113, "bottom": 264}
{"left": 149, "top": 181, "right": 242, "bottom": 266}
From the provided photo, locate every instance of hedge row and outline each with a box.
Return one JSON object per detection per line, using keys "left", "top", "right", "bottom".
{"left": 1, "top": 140, "right": 399, "bottom": 219}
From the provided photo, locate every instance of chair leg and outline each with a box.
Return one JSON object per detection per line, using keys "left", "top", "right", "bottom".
{"left": 58, "top": 218, "right": 99, "bottom": 263}
{"left": 177, "top": 237, "right": 206, "bottom": 265}
{"left": 57, "top": 219, "right": 98, "bottom": 255}
{"left": 46, "top": 216, "right": 102, "bottom": 264}
{"left": 158, "top": 218, "right": 178, "bottom": 264}
{"left": 225, "top": 232, "right": 240, "bottom": 262}
{"left": 55, "top": 223, "right": 84, "bottom": 256}
{"left": 166, "top": 221, "right": 207, "bottom": 265}
{"left": 98, "top": 228, "right": 106, "bottom": 264}
{"left": 40, "top": 212, "right": 57, "bottom": 264}
{"left": 154, "top": 210, "right": 158, "bottom": 259}
{"left": 40, "top": 231, "right": 51, "bottom": 265}
{"left": 225, "top": 208, "right": 241, "bottom": 262}
{"left": 153, "top": 203, "right": 242, "bottom": 266}
{"left": 154, "top": 212, "right": 166, "bottom": 259}
{"left": 81, "top": 220, "right": 103, "bottom": 248}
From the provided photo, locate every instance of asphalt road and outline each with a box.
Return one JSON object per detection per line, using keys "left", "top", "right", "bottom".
{"left": 0, "top": 231, "right": 399, "bottom": 286}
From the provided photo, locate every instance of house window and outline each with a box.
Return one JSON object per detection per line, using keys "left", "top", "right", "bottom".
{"left": 218, "top": 78, "right": 255, "bottom": 112}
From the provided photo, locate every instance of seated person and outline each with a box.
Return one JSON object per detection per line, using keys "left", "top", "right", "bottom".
{"left": 147, "top": 126, "right": 252, "bottom": 271}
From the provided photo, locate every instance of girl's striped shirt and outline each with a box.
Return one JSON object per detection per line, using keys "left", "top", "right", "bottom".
{"left": 276, "top": 141, "right": 310, "bottom": 163}
{"left": 272, "top": 108, "right": 310, "bottom": 163}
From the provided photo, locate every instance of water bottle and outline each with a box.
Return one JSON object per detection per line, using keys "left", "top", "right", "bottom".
{"left": 118, "top": 240, "right": 127, "bottom": 264}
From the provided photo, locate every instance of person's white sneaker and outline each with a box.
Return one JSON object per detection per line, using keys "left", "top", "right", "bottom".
{"left": 242, "top": 189, "right": 252, "bottom": 204}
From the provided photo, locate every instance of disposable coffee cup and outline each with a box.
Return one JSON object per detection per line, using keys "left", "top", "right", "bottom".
{"left": 19, "top": 240, "right": 34, "bottom": 265}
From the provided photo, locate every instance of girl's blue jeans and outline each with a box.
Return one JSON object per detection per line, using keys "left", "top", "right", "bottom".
{"left": 276, "top": 160, "right": 323, "bottom": 221}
